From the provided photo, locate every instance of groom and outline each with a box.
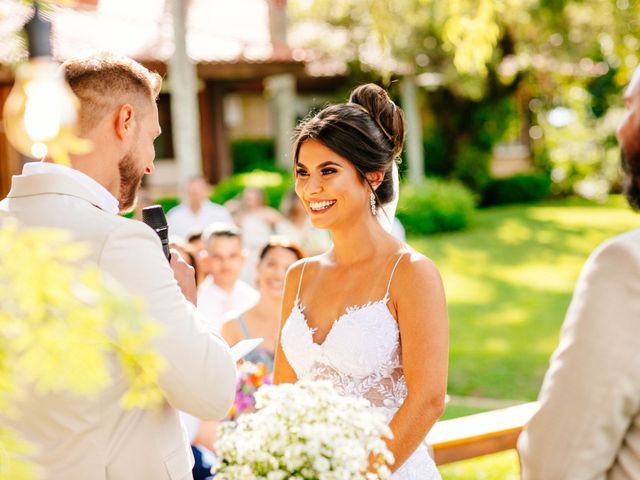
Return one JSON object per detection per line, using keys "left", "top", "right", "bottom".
{"left": 0, "top": 52, "right": 236, "bottom": 479}
{"left": 518, "top": 66, "right": 640, "bottom": 478}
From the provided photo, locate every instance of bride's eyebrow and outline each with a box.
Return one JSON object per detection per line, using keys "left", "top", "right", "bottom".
{"left": 316, "top": 161, "right": 341, "bottom": 168}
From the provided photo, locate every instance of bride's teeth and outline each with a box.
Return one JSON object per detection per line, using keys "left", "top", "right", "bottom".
{"left": 310, "top": 200, "right": 335, "bottom": 211}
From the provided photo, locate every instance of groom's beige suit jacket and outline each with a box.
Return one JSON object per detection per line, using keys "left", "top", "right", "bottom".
{"left": 518, "top": 229, "right": 640, "bottom": 479}
{"left": 0, "top": 172, "right": 237, "bottom": 480}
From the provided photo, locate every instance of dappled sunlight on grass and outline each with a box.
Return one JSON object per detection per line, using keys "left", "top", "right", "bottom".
{"left": 482, "top": 337, "right": 511, "bottom": 354}
{"left": 409, "top": 196, "right": 639, "bottom": 400}
{"left": 494, "top": 218, "right": 532, "bottom": 244}
{"left": 442, "top": 272, "right": 494, "bottom": 304}
{"left": 439, "top": 450, "right": 520, "bottom": 479}
{"left": 495, "top": 264, "right": 576, "bottom": 292}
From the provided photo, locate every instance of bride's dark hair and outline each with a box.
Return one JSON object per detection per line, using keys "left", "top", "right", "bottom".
{"left": 292, "top": 84, "right": 405, "bottom": 206}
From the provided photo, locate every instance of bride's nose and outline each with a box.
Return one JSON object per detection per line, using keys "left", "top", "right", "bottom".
{"left": 304, "top": 173, "right": 323, "bottom": 195}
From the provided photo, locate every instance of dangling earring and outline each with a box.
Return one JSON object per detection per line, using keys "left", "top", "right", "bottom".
{"left": 370, "top": 192, "right": 377, "bottom": 216}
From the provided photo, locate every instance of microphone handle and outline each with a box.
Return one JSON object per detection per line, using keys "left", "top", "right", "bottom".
{"left": 154, "top": 225, "right": 171, "bottom": 262}
{"left": 161, "top": 237, "right": 171, "bottom": 261}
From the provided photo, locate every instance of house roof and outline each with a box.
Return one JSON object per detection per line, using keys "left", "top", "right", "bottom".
{"left": 0, "top": 0, "right": 307, "bottom": 79}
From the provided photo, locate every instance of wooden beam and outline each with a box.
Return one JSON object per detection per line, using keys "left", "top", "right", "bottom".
{"left": 427, "top": 401, "right": 539, "bottom": 465}
{"left": 206, "top": 82, "right": 232, "bottom": 183}
{"left": 0, "top": 83, "right": 22, "bottom": 199}
{"left": 197, "top": 61, "right": 305, "bottom": 81}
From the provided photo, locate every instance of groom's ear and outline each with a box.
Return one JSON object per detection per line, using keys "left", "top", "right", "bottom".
{"left": 366, "top": 171, "right": 385, "bottom": 189}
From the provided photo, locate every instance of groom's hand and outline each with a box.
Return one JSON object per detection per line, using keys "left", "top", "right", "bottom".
{"left": 169, "top": 248, "right": 197, "bottom": 306}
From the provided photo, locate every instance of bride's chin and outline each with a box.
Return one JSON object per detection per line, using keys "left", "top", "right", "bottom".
{"left": 309, "top": 217, "right": 332, "bottom": 229}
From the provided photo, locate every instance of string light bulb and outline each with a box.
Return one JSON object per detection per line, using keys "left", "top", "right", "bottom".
{"left": 2, "top": 3, "right": 91, "bottom": 164}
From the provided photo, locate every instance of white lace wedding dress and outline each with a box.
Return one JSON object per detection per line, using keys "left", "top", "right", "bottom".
{"left": 280, "top": 255, "right": 441, "bottom": 480}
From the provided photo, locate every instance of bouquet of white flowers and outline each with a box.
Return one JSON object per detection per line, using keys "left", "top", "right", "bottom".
{"left": 214, "top": 380, "right": 394, "bottom": 480}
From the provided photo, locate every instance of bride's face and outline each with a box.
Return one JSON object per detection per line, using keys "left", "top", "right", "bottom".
{"left": 295, "top": 139, "right": 370, "bottom": 230}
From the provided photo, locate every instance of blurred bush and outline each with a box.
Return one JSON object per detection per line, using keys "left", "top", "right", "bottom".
{"left": 481, "top": 173, "right": 552, "bottom": 206}
{"left": 231, "top": 138, "right": 277, "bottom": 173}
{"left": 422, "top": 125, "right": 450, "bottom": 178}
{"left": 532, "top": 85, "right": 622, "bottom": 201}
{"left": 396, "top": 178, "right": 476, "bottom": 235}
{"left": 422, "top": 93, "right": 520, "bottom": 196}
{"left": 210, "top": 170, "right": 293, "bottom": 209}
{"left": 154, "top": 196, "right": 180, "bottom": 214}
{"left": 452, "top": 144, "right": 492, "bottom": 194}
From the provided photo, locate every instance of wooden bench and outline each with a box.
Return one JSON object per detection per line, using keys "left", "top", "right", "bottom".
{"left": 426, "top": 401, "right": 539, "bottom": 465}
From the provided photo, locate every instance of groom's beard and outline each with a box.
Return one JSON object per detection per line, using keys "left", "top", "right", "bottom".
{"left": 118, "top": 152, "right": 145, "bottom": 213}
{"left": 621, "top": 148, "right": 640, "bottom": 210}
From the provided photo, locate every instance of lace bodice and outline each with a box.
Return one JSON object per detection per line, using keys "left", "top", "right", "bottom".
{"left": 280, "top": 254, "right": 441, "bottom": 479}
{"left": 282, "top": 296, "right": 407, "bottom": 418}
{"left": 281, "top": 255, "right": 408, "bottom": 414}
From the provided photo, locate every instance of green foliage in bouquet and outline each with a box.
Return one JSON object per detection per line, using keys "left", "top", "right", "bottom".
{"left": 214, "top": 381, "right": 394, "bottom": 480}
{"left": 0, "top": 221, "right": 165, "bottom": 479}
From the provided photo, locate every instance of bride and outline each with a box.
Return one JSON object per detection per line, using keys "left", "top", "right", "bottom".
{"left": 273, "top": 84, "right": 448, "bottom": 479}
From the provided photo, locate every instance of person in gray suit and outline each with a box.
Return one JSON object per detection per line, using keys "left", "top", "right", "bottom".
{"left": 518, "top": 66, "right": 640, "bottom": 479}
{"left": 0, "top": 52, "right": 236, "bottom": 480}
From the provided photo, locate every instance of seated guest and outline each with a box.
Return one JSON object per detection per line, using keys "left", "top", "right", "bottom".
{"left": 230, "top": 187, "right": 282, "bottom": 285}
{"left": 197, "top": 223, "right": 259, "bottom": 333}
{"left": 222, "top": 237, "right": 305, "bottom": 370}
{"left": 167, "top": 175, "right": 232, "bottom": 239}
{"left": 182, "top": 237, "right": 305, "bottom": 473}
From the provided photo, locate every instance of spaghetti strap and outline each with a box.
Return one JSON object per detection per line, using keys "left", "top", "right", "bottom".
{"left": 295, "top": 261, "right": 308, "bottom": 301}
{"left": 235, "top": 315, "right": 251, "bottom": 339}
{"left": 385, "top": 253, "right": 407, "bottom": 298}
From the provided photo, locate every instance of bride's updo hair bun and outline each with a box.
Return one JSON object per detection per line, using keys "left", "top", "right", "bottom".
{"left": 293, "top": 83, "right": 405, "bottom": 206}
{"left": 348, "top": 84, "right": 405, "bottom": 160}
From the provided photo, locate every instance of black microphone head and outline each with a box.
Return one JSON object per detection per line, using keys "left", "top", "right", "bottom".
{"left": 142, "top": 205, "right": 168, "bottom": 236}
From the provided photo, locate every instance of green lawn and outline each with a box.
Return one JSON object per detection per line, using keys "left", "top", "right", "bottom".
{"left": 410, "top": 195, "right": 639, "bottom": 401}
{"left": 409, "top": 196, "right": 639, "bottom": 478}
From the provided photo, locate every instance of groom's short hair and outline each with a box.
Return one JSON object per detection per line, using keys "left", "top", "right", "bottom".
{"left": 61, "top": 52, "right": 162, "bottom": 135}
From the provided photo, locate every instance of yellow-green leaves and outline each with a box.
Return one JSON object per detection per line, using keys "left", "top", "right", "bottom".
{"left": 0, "top": 220, "right": 165, "bottom": 479}
{"left": 443, "top": 0, "right": 501, "bottom": 76}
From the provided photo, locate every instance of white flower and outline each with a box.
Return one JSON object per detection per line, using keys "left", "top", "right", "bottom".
{"left": 214, "top": 380, "right": 394, "bottom": 480}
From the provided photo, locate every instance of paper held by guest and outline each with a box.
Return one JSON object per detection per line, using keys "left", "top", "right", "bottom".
{"left": 230, "top": 338, "right": 263, "bottom": 362}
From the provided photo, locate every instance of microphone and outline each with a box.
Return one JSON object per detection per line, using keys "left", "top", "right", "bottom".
{"left": 142, "top": 205, "right": 171, "bottom": 261}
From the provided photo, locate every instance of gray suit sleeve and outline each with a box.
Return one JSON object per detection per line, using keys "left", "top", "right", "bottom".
{"left": 518, "top": 235, "right": 640, "bottom": 479}
{"left": 99, "top": 220, "right": 237, "bottom": 420}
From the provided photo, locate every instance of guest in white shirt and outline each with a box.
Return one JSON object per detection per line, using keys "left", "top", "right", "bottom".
{"left": 167, "top": 176, "right": 232, "bottom": 239}
{"left": 197, "top": 223, "right": 259, "bottom": 333}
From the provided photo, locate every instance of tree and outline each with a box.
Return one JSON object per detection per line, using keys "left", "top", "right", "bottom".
{"left": 289, "top": 0, "right": 640, "bottom": 194}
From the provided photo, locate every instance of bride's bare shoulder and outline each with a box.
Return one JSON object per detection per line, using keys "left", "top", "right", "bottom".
{"left": 284, "top": 252, "right": 329, "bottom": 288}
{"left": 393, "top": 247, "right": 442, "bottom": 287}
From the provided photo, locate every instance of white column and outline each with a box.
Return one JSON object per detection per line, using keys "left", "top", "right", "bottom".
{"left": 264, "top": 74, "right": 296, "bottom": 169}
{"left": 400, "top": 75, "right": 424, "bottom": 185}
{"left": 168, "top": 0, "right": 202, "bottom": 183}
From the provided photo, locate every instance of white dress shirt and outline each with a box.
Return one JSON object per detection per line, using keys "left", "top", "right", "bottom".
{"left": 166, "top": 201, "right": 233, "bottom": 239}
{"left": 21, "top": 161, "right": 119, "bottom": 214}
{"left": 196, "top": 276, "right": 259, "bottom": 334}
